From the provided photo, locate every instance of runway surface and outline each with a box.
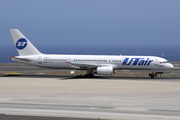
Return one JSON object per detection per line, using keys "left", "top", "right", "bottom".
{"left": 0, "top": 114, "right": 97, "bottom": 120}
{"left": 0, "top": 64, "right": 62, "bottom": 75}
{"left": 0, "top": 75, "right": 180, "bottom": 120}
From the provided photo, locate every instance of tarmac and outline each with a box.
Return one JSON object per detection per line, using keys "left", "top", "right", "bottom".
{"left": 0, "top": 64, "right": 180, "bottom": 120}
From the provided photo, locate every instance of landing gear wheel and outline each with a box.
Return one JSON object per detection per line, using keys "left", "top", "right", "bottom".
{"left": 84, "top": 74, "right": 94, "bottom": 78}
{"left": 151, "top": 75, "right": 154, "bottom": 78}
{"left": 84, "top": 74, "right": 88, "bottom": 77}
{"left": 90, "top": 74, "right": 94, "bottom": 77}
{"left": 151, "top": 72, "right": 155, "bottom": 78}
{"left": 85, "top": 69, "right": 94, "bottom": 78}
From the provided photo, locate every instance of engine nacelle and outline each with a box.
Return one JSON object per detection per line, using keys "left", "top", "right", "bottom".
{"left": 96, "top": 67, "right": 114, "bottom": 75}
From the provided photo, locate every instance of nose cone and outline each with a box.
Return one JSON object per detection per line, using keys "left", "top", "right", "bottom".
{"left": 168, "top": 63, "right": 174, "bottom": 68}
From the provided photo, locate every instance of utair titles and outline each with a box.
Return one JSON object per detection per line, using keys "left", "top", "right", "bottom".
{"left": 122, "top": 58, "right": 153, "bottom": 66}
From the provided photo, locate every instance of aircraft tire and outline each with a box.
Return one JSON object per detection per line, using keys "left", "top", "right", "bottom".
{"left": 151, "top": 72, "right": 155, "bottom": 78}
{"left": 84, "top": 74, "right": 94, "bottom": 78}
{"left": 151, "top": 75, "right": 154, "bottom": 78}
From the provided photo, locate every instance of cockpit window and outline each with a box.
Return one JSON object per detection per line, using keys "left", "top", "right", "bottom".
{"left": 163, "top": 61, "right": 169, "bottom": 63}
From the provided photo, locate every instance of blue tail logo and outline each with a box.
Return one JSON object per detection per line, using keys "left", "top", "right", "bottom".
{"left": 16, "top": 38, "right": 27, "bottom": 50}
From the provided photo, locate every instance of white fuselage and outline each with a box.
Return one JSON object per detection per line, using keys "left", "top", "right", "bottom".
{"left": 13, "top": 54, "right": 174, "bottom": 71}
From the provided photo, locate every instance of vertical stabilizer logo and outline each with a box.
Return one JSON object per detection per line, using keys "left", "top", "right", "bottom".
{"left": 16, "top": 38, "right": 27, "bottom": 50}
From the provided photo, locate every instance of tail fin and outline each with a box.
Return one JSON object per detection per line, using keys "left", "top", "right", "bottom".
{"left": 10, "top": 29, "right": 42, "bottom": 56}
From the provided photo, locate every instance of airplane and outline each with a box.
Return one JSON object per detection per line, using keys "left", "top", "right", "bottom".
{"left": 9, "top": 29, "right": 174, "bottom": 78}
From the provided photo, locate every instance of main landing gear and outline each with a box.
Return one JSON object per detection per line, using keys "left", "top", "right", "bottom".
{"left": 84, "top": 69, "right": 94, "bottom": 78}
{"left": 84, "top": 74, "right": 94, "bottom": 77}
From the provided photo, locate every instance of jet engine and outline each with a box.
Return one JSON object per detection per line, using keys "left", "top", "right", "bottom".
{"left": 95, "top": 67, "right": 114, "bottom": 75}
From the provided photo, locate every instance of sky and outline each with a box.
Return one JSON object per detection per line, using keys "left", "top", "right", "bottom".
{"left": 0, "top": 0, "right": 180, "bottom": 49}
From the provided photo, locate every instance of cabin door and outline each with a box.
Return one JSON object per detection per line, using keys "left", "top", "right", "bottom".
{"left": 67, "top": 58, "right": 73, "bottom": 63}
{"left": 155, "top": 59, "right": 159, "bottom": 66}
{"left": 38, "top": 56, "right": 42, "bottom": 64}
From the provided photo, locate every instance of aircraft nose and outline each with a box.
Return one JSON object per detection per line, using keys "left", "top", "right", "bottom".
{"left": 169, "top": 63, "right": 174, "bottom": 68}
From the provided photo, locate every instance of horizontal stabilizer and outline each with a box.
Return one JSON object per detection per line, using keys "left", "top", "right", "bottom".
{"left": 9, "top": 56, "right": 32, "bottom": 62}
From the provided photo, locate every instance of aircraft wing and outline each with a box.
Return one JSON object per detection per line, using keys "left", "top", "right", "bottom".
{"left": 70, "top": 62, "right": 100, "bottom": 69}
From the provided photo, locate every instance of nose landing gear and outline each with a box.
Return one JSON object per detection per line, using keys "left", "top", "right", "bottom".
{"left": 150, "top": 72, "right": 156, "bottom": 78}
{"left": 149, "top": 72, "right": 163, "bottom": 78}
